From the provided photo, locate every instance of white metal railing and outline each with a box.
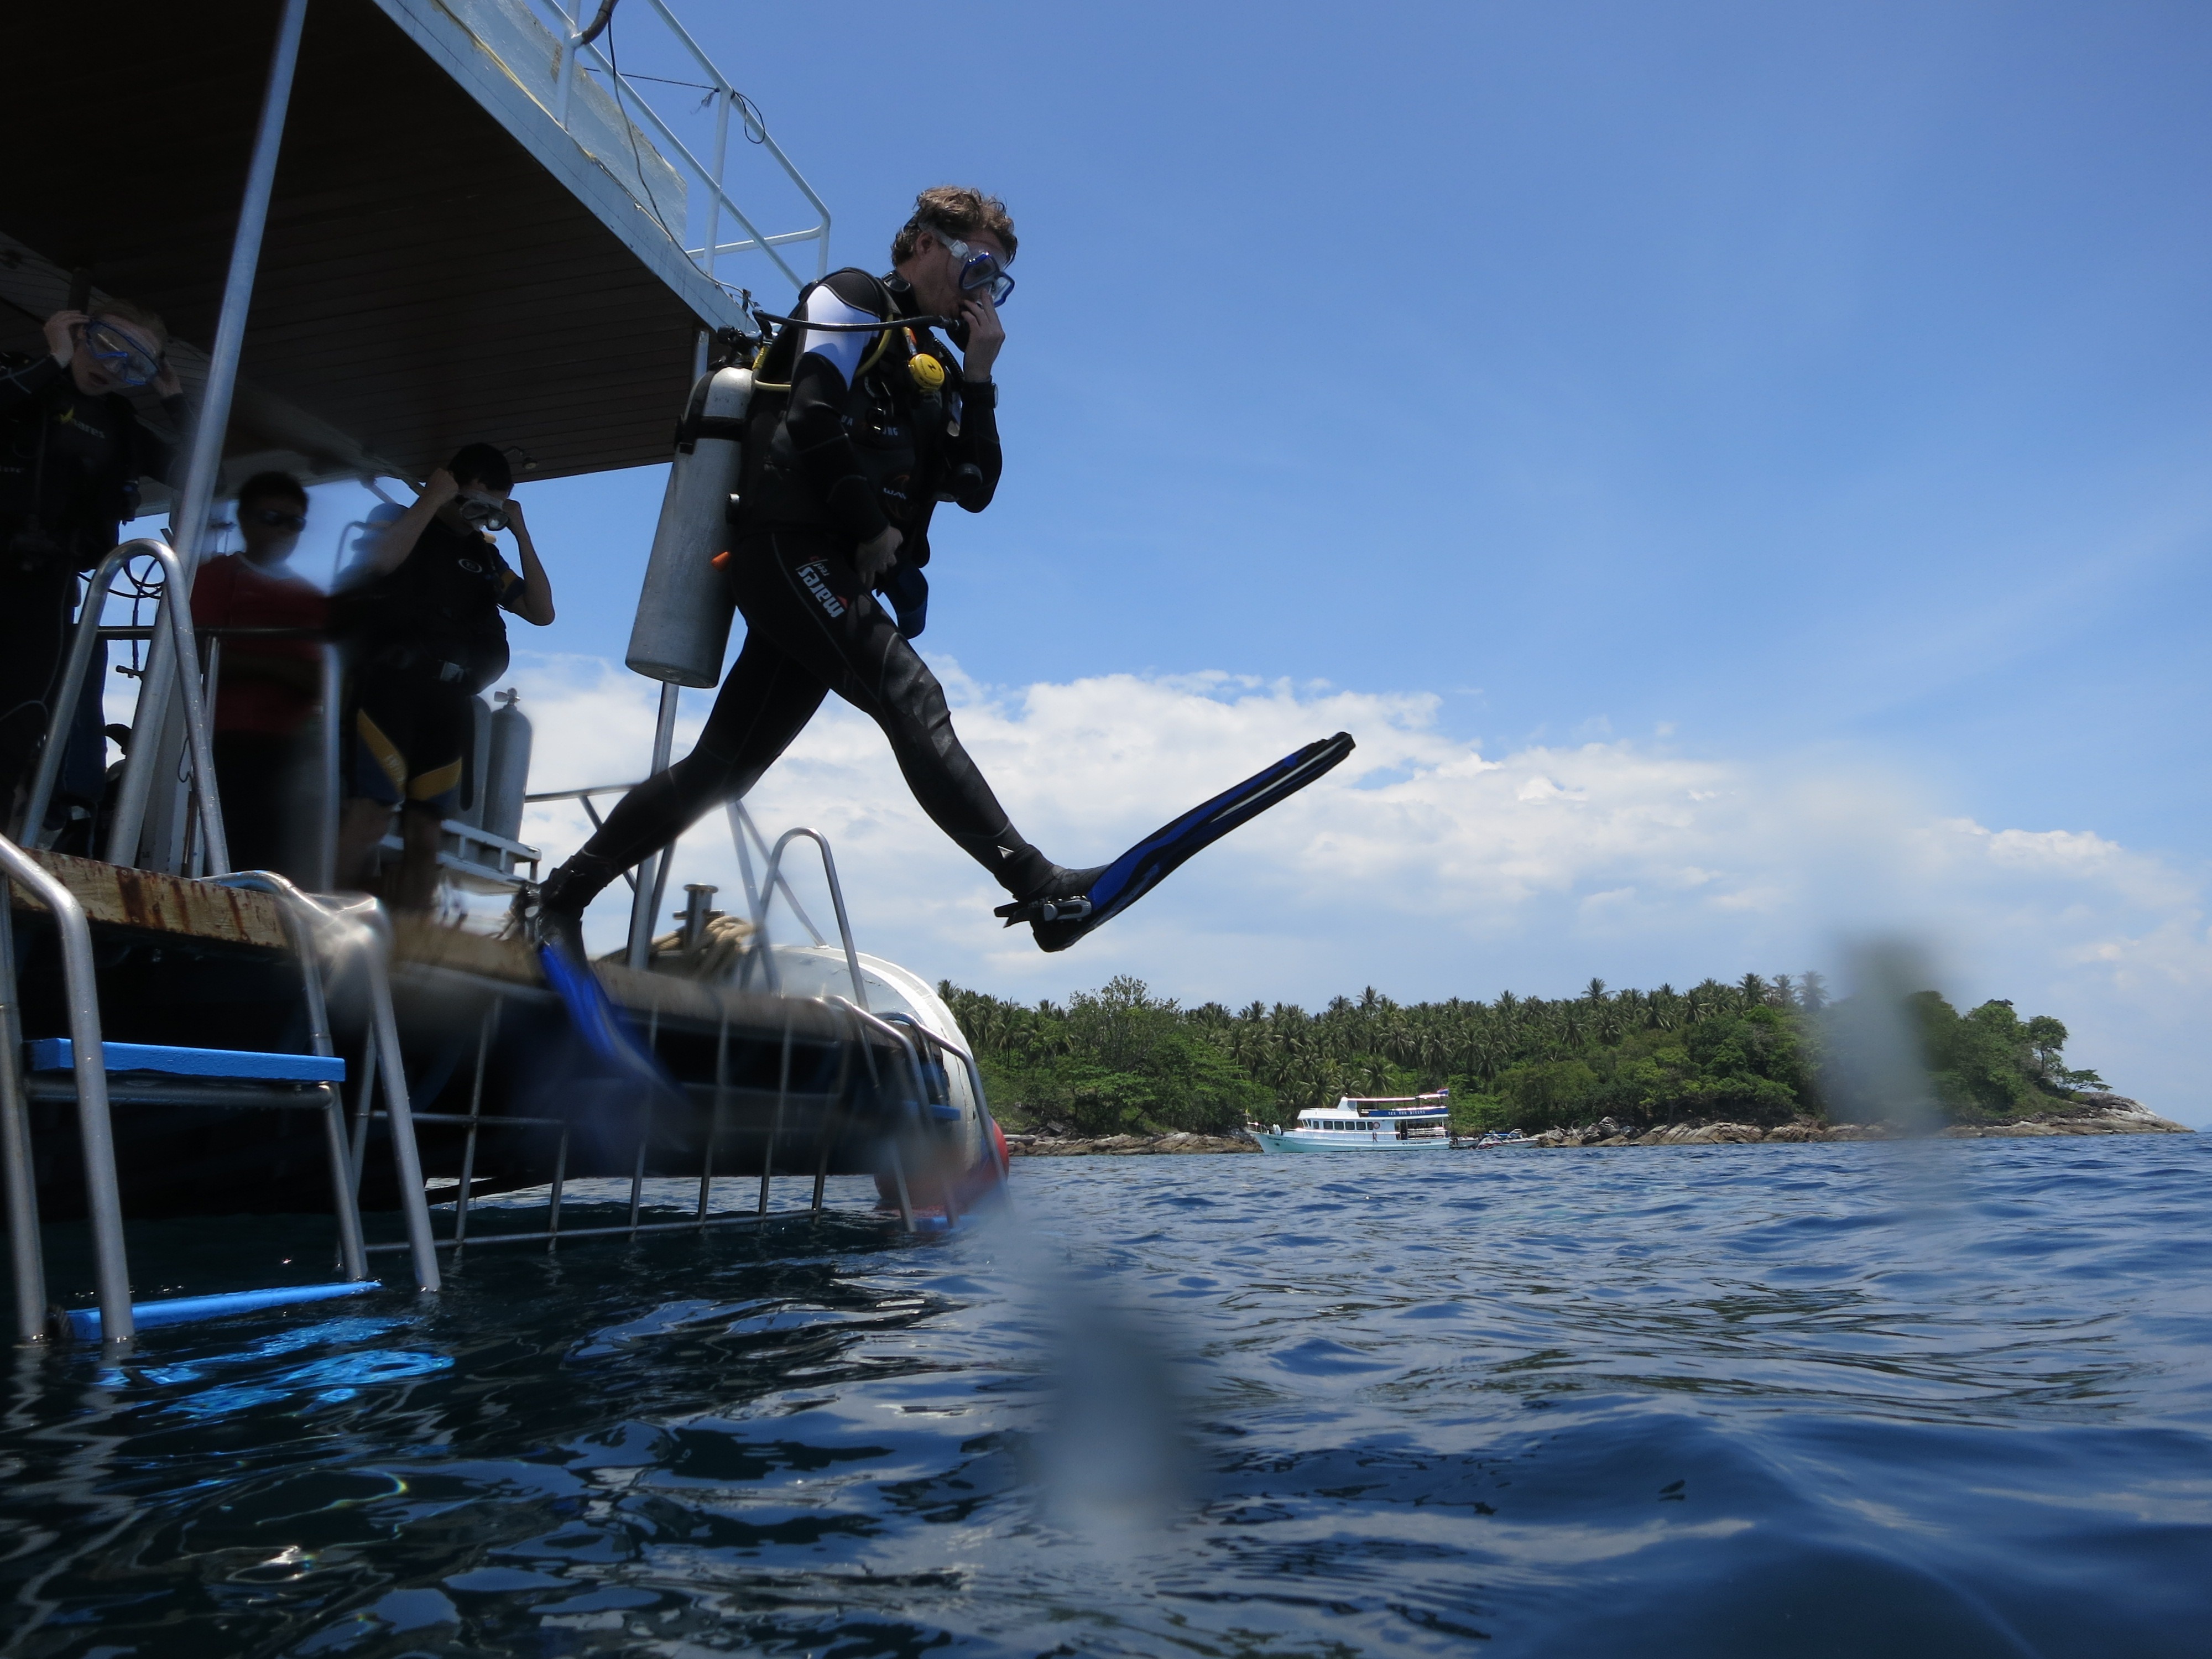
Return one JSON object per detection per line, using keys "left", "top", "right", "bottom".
{"left": 535, "top": 0, "right": 830, "bottom": 294}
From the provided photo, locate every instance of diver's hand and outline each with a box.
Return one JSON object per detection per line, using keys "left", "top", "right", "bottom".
{"left": 152, "top": 358, "right": 182, "bottom": 399}
{"left": 958, "top": 296, "right": 1003, "bottom": 382}
{"left": 854, "top": 525, "right": 902, "bottom": 586}
{"left": 420, "top": 468, "right": 460, "bottom": 508}
{"left": 43, "top": 309, "right": 86, "bottom": 367}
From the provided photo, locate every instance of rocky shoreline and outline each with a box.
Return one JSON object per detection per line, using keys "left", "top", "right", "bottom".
{"left": 999, "top": 1095, "right": 2190, "bottom": 1157}
{"left": 1516, "top": 1092, "right": 2190, "bottom": 1146}
{"left": 1003, "top": 1131, "right": 1260, "bottom": 1157}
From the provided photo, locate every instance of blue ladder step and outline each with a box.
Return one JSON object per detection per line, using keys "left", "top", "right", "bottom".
{"left": 27, "top": 1039, "right": 345, "bottom": 1084}
{"left": 62, "top": 1279, "right": 380, "bottom": 1340}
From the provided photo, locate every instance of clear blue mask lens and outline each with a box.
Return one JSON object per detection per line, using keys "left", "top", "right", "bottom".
{"left": 959, "top": 254, "right": 1014, "bottom": 306}
{"left": 84, "top": 321, "right": 159, "bottom": 387}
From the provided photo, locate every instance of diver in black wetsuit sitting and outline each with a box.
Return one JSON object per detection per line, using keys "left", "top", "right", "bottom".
{"left": 537, "top": 186, "right": 1352, "bottom": 956}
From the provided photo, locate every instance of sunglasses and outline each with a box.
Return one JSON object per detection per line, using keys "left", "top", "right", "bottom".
{"left": 249, "top": 508, "right": 307, "bottom": 531}
{"left": 940, "top": 235, "right": 1014, "bottom": 306}
{"left": 80, "top": 319, "right": 163, "bottom": 388}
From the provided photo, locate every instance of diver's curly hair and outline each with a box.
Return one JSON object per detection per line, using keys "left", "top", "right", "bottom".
{"left": 891, "top": 186, "right": 1016, "bottom": 265}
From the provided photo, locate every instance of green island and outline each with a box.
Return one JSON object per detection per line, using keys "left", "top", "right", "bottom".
{"left": 938, "top": 974, "right": 2116, "bottom": 1139}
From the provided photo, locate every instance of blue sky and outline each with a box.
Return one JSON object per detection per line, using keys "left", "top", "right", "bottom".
{"left": 258, "top": 2, "right": 2211, "bottom": 1119}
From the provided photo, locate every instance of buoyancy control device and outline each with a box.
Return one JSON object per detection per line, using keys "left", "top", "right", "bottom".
{"left": 625, "top": 363, "right": 754, "bottom": 688}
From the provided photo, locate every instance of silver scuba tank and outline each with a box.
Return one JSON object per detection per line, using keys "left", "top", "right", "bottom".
{"left": 458, "top": 695, "right": 494, "bottom": 828}
{"left": 625, "top": 364, "right": 753, "bottom": 688}
{"left": 482, "top": 687, "right": 533, "bottom": 844}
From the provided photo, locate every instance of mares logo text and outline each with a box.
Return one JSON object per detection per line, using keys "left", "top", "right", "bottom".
{"left": 796, "top": 560, "right": 846, "bottom": 619}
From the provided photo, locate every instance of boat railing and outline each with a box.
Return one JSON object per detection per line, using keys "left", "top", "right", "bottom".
{"left": 343, "top": 982, "right": 865, "bottom": 1257}
{"left": 752, "top": 827, "right": 867, "bottom": 1008}
{"left": 13, "top": 539, "right": 228, "bottom": 874}
{"left": 467, "top": 783, "right": 988, "bottom": 1234}
{"left": 33, "top": 572, "right": 533, "bottom": 894}
{"left": 532, "top": 0, "right": 831, "bottom": 294}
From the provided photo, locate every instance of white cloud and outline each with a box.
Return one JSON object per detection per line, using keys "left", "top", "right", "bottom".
{"left": 501, "top": 652, "right": 2212, "bottom": 1126}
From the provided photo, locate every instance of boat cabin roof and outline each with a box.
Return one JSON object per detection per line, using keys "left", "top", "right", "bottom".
{"left": 1297, "top": 1095, "right": 1449, "bottom": 1120}
{"left": 3, "top": 0, "right": 782, "bottom": 497}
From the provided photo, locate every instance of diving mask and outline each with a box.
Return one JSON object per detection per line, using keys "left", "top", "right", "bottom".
{"left": 456, "top": 494, "right": 510, "bottom": 531}
{"left": 940, "top": 235, "right": 1014, "bottom": 306}
{"left": 80, "top": 319, "right": 162, "bottom": 388}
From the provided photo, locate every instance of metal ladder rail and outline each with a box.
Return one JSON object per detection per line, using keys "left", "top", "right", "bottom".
{"left": 878, "top": 1012, "right": 1010, "bottom": 1187}
{"left": 13, "top": 539, "right": 228, "bottom": 872}
{"left": 830, "top": 998, "right": 956, "bottom": 1231}
{"left": 0, "top": 877, "right": 40, "bottom": 1343}
{"left": 235, "top": 886, "right": 442, "bottom": 1295}
{"left": 728, "top": 801, "right": 828, "bottom": 945}
{"left": 834, "top": 1003, "right": 912, "bottom": 1230}
{"left": 0, "top": 835, "right": 133, "bottom": 1344}
{"left": 209, "top": 873, "right": 373, "bottom": 1282}
{"left": 337, "top": 900, "right": 442, "bottom": 1293}
{"left": 751, "top": 827, "right": 868, "bottom": 1009}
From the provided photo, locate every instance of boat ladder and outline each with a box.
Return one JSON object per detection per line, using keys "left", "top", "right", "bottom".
{"left": 0, "top": 845, "right": 443, "bottom": 1345}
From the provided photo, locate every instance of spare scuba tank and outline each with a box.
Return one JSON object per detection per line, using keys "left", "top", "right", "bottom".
{"left": 625, "top": 362, "right": 753, "bottom": 688}
{"left": 459, "top": 695, "right": 494, "bottom": 828}
{"left": 483, "top": 688, "right": 533, "bottom": 844}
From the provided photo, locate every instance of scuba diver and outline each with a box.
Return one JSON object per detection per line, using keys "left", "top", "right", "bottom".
{"left": 1, "top": 301, "right": 186, "bottom": 836}
{"left": 534, "top": 186, "right": 1351, "bottom": 956}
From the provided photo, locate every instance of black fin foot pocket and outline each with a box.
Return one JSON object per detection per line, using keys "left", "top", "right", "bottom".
{"left": 509, "top": 882, "right": 589, "bottom": 962}
{"left": 994, "top": 731, "right": 1355, "bottom": 953}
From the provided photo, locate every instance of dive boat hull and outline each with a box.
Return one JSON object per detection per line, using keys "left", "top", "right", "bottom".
{"left": 1250, "top": 1129, "right": 1453, "bottom": 1153}
{"left": 8, "top": 865, "right": 992, "bottom": 1220}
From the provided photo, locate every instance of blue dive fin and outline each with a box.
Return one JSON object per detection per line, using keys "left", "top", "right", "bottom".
{"left": 995, "top": 731, "right": 1355, "bottom": 952}
{"left": 537, "top": 943, "right": 683, "bottom": 1104}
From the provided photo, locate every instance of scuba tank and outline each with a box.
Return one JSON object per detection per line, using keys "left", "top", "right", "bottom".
{"left": 458, "top": 695, "right": 495, "bottom": 828}
{"left": 483, "top": 687, "right": 533, "bottom": 844}
{"left": 625, "top": 363, "right": 753, "bottom": 688}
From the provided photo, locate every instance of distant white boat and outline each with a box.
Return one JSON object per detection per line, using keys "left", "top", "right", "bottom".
{"left": 1250, "top": 1092, "right": 1453, "bottom": 1152}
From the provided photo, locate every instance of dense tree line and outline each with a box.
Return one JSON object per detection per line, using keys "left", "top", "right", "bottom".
{"left": 938, "top": 974, "right": 2106, "bottom": 1138}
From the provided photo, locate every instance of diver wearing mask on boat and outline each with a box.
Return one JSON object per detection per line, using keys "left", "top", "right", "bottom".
{"left": 534, "top": 188, "right": 1352, "bottom": 956}
{"left": 0, "top": 301, "right": 186, "bottom": 834}
{"left": 335, "top": 444, "right": 555, "bottom": 910}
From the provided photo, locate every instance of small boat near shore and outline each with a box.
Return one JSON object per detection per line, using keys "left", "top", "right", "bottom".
{"left": 1467, "top": 1128, "right": 1534, "bottom": 1149}
{"left": 1251, "top": 1092, "right": 1453, "bottom": 1152}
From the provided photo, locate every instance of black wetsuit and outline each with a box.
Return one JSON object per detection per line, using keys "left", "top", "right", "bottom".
{"left": 546, "top": 269, "right": 1055, "bottom": 911}
{"left": 337, "top": 517, "right": 526, "bottom": 813}
{"left": 0, "top": 352, "right": 183, "bottom": 822}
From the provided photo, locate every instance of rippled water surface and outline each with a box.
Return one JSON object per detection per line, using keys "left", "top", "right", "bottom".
{"left": 4, "top": 1137, "right": 2210, "bottom": 1656}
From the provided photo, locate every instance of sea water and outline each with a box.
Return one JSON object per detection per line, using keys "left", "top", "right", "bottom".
{"left": 3, "top": 1136, "right": 2208, "bottom": 1656}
